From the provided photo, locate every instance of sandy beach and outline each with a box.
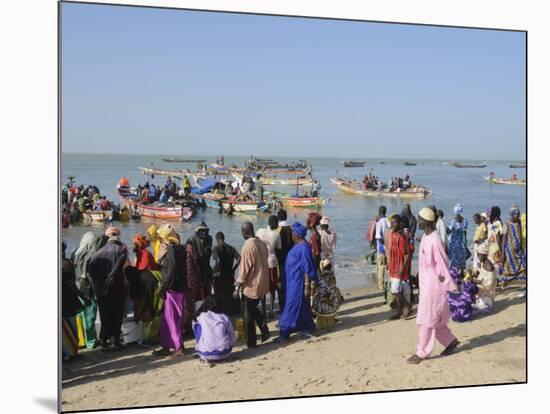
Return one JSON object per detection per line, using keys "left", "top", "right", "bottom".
{"left": 61, "top": 284, "right": 526, "bottom": 412}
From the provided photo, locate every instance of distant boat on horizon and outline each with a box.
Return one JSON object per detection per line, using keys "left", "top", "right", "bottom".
{"left": 162, "top": 158, "right": 207, "bottom": 163}
{"left": 508, "top": 162, "right": 526, "bottom": 168}
{"left": 342, "top": 160, "right": 366, "bottom": 167}
{"left": 452, "top": 161, "right": 487, "bottom": 168}
{"left": 404, "top": 161, "right": 417, "bottom": 166}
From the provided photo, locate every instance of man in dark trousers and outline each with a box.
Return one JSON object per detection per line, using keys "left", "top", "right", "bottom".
{"left": 212, "top": 231, "right": 241, "bottom": 315}
{"left": 275, "top": 209, "right": 294, "bottom": 313}
{"left": 88, "top": 227, "right": 128, "bottom": 351}
{"left": 236, "top": 222, "right": 270, "bottom": 348}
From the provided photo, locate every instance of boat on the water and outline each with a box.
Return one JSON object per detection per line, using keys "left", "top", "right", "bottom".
{"left": 117, "top": 186, "right": 186, "bottom": 219}
{"left": 221, "top": 198, "right": 270, "bottom": 213}
{"left": 162, "top": 158, "right": 207, "bottom": 163}
{"left": 342, "top": 160, "right": 366, "bottom": 168}
{"left": 139, "top": 166, "right": 191, "bottom": 178}
{"left": 268, "top": 191, "right": 327, "bottom": 208}
{"left": 83, "top": 210, "right": 113, "bottom": 222}
{"left": 486, "top": 177, "right": 526, "bottom": 186}
{"left": 452, "top": 161, "right": 487, "bottom": 168}
{"left": 232, "top": 172, "right": 313, "bottom": 187}
{"left": 508, "top": 163, "right": 526, "bottom": 168}
{"left": 403, "top": 162, "right": 417, "bottom": 166}
{"left": 330, "top": 177, "right": 429, "bottom": 199}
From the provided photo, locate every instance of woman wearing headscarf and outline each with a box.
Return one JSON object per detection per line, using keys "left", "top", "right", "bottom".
{"left": 276, "top": 223, "right": 319, "bottom": 341}
{"left": 447, "top": 203, "right": 469, "bottom": 276}
{"left": 408, "top": 208, "right": 459, "bottom": 364}
{"left": 62, "top": 241, "right": 89, "bottom": 361}
{"left": 88, "top": 227, "right": 129, "bottom": 351}
{"left": 501, "top": 205, "right": 526, "bottom": 277}
{"left": 146, "top": 224, "right": 162, "bottom": 263}
{"left": 152, "top": 225, "right": 188, "bottom": 357}
{"left": 132, "top": 233, "right": 160, "bottom": 271}
{"left": 487, "top": 206, "right": 504, "bottom": 266}
{"left": 73, "top": 231, "right": 107, "bottom": 349}
{"left": 307, "top": 212, "right": 322, "bottom": 271}
{"left": 319, "top": 216, "right": 337, "bottom": 265}
{"left": 193, "top": 295, "right": 237, "bottom": 363}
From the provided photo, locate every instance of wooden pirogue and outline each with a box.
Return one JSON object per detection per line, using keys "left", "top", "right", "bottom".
{"left": 330, "top": 177, "right": 429, "bottom": 199}
{"left": 117, "top": 186, "right": 185, "bottom": 219}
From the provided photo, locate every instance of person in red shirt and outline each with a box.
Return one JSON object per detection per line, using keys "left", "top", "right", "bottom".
{"left": 388, "top": 215, "right": 413, "bottom": 320}
{"left": 307, "top": 212, "right": 322, "bottom": 271}
{"left": 132, "top": 234, "right": 160, "bottom": 271}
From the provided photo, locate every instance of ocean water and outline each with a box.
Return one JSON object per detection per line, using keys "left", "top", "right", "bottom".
{"left": 61, "top": 154, "right": 526, "bottom": 290}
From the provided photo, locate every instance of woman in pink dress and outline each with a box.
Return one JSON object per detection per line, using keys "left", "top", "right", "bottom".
{"left": 407, "top": 208, "right": 460, "bottom": 364}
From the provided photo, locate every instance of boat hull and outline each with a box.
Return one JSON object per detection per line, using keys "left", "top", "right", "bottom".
{"left": 117, "top": 187, "right": 184, "bottom": 219}
{"left": 330, "top": 177, "right": 429, "bottom": 199}
{"left": 83, "top": 210, "right": 113, "bottom": 222}
{"left": 487, "top": 178, "right": 526, "bottom": 186}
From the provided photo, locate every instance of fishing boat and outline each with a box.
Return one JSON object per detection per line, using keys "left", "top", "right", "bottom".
{"left": 221, "top": 198, "right": 270, "bottom": 213}
{"left": 139, "top": 166, "right": 191, "bottom": 178}
{"left": 404, "top": 162, "right": 417, "bottom": 166}
{"left": 452, "top": 161, "right": 487, "bottom": 168}
{"left": 162, "top": 158, "right": 207, "bottom": 163}
{"left": 191, "top": 192, "right": 226, "bottom": 209}
{"left": 508, "top": 163, "right": 526, "bottom": 168}
{"left": 330, "top": 177, "right": 429, "bottom": 199}
{"left": 232, "top": 172, "right": 313, "bottom": 187}
{"left": 342, "top": 160, "right": 366, "bottom": 168}
{"left": 486, "top": 177, "right": 526, "bottom": 186}
{"left": 268, "top": 191, "right": 327, "bottom": 208}
{"left": 117, "top": 186, "right": 185, "bottom": 219}
{"left": 83, "top": 210, "right": 113, "bottom": 222}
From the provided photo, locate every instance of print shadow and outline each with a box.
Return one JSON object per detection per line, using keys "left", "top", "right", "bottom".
{"left": 62, "top": 343, "right": 196, "bottom": 389}
{"left": 33, "top": 397, "right": 58, "bottom": 412}
{"left": 472, "top": 294, "right": 526, "bottom": 321}
{"left": 446, "top": 322, "right": 526, "bottom": 356}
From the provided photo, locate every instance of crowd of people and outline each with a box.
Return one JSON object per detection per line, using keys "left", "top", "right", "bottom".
{"left": 369, "top": 201, "right": 526, "bottom": 363}
{"left": 61, "top": 182, "right": 115, "bottom": 227}
{"left": 62, "top": 196, "right": 525, "bottom": 367}
{"left": 61, "top": 209, "right": 341, "bottom": 364}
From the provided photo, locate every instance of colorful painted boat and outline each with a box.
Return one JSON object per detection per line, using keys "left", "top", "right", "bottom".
{"left": 191, "top": 193, "right": 226, "bottom": 209}
{"left": 486, "top": 177, "right": 526, "bottom": 186}
{"left": 452, "top": 161, "right": 487, "bottom": 168}
{"left": 117, "top": 186, "right": 184, "bottom": 219}
{"left": 330, "top": 177, "right": 429, "bottom": 199}
{"left": 83, "top": 210, "right": 113, "bottom": 222}
{"left": 268, "top": 192, "right": 327, "bottom": 208}
{"left": 222, "top": 198, "right": 270, "bottom": 213}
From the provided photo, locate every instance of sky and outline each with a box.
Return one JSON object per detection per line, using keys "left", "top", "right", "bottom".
{"left": 61, "top": 2, "right": 526, "bottom": 160}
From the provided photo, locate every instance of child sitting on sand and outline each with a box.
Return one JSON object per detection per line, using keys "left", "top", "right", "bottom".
{"left": 472, "top": 243, "right": 497, "bottom": 312}
{"left": 193, "top": 295, "right": 237, "bottom": 364}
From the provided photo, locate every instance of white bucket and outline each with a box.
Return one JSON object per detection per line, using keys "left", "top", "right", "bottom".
{"left": 122, "top": 320, "right": 144, "bottom": 344}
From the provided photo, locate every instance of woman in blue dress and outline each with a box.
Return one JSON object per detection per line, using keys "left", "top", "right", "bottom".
{"left": 447, "top": 203, "right": 469, "bottom": 278}
{"left": 276, "top": 223, "right": 318, "bottom": 340}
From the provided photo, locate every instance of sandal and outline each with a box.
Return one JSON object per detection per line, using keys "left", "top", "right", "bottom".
{"left": 440, "top": 339, "right": 460, "bottom": 356}
{"left": 152, "top": 348, "right": 172, "bottom": 357}
{"left": 407, "top": 354, "right": 424, "bottom": 364}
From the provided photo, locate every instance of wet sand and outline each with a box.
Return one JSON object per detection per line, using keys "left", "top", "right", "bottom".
{"left": 61, "top": 286, "right": 526, "bottom": 412}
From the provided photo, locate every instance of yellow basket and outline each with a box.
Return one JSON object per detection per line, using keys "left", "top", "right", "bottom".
{"left": 235, "top": 318, "right": 246, "bottom": 340}
{"left": 316, "top": 314, "right": 336, "bottom": 329}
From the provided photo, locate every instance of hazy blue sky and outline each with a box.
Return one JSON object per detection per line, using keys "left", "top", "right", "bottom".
{"left": 61, "top": 3, "right": 526, "bottom": 159}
